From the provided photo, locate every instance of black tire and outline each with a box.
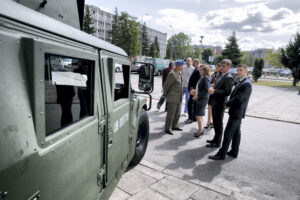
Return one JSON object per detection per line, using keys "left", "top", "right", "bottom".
{"left": 115, "top": 67, "right": 120, "bottom": 72}
{"left": 157, "top": 70, "right": 161, "bottom": 76}
{"left": 130, "top": 109, "right": 149, "bottom": 166}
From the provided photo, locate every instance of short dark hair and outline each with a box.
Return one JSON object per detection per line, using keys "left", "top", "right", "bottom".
{"left": 221, "top": 59, "right": 232, "bottom": 67}
{"left": 237, "top": 64, "right": 248, "bottom": 70}
{"left": 169, "top": 62, "right": 174, "bottom": 68}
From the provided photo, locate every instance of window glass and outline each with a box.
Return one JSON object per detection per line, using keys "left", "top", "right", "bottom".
{"left": 114, "top": 62, "right": 130, "bottom": 101}
{"left": 45, "top": 54, "right": 94, "bottom": 136}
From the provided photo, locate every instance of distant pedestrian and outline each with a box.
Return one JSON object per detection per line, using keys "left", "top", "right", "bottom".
{"left": 206, "top": 59, "right": 234, "bottom": 148}
{"left": 157, "top": 62, "right": 175, "bottom": 111}
{"left": 209, "top": 64, "right": 252, "bottom": 160}
{"left": 163, "top": 60, "right": 184, "bottom": 135}
{"left": 181, "top": 57, "right": 194, "bottom": 117}
{"left": 204, "top": 63, "right": 221, "bottom": 129}
{"left": 185, "top": 60, "right": 201, "bottom": 124}
{"left": 192, "top": 65, "right": 211, "bottom": 137}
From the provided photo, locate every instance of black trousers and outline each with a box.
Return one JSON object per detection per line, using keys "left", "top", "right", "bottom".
{"left": 187, "top": 95, "right": 197, "bottom": 121}
{"left": 211, "top": 104, "right": 226, "bottom": 145}
{"left": 217, "top": 117, "right": 242, "bottom": 157}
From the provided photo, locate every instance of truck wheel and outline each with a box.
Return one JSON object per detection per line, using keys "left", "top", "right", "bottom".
{"left": 157, "top": 70, "right": 161, "bottom": 76}
{"left": 130, "top": 109, "right": 149, "bottom": 166}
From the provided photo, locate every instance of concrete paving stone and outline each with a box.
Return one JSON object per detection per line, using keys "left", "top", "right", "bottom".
{"left": 150, "top": 176, "right": 199, "bottom": 200}
{"left": 232, "top": 192, "right": 257, "bottom": 200}
{"left": 135, "top": 164, "right": 166, "bottom": 180}
{"left": 190, "top": 186, "right": 232, "bottom": 200}
{"left": 117, "top": 168, "right": 157, "bottom": 195}
{"left": 140, "top": 159, "right": 165, "bottom": 172}
{"left": 163, "top": 168, "right": 184, "bottom": 179}
{"left": 109, "top": 187, "right": 130, "bottom": 200}
{"left": 189, "top": 179, "right": 232, "bottom": 196}
{"left": 127, "top": 188, "right": 170, "bottom": 200}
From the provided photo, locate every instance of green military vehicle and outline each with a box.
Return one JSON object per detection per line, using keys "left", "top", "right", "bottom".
{"left": 0, "top": 0, "right": 155, "bottom": 199}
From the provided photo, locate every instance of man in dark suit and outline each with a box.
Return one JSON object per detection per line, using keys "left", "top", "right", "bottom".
{"left": 209, "top": 64, "right": 252, "bottom": 160}
{"left": 185, "top": 59, "right": 201, "bottom": 124}
{"left": 207, "top": 59, "right": 234, "bottom": 148}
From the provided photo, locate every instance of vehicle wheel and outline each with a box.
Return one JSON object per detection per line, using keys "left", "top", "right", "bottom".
{"left": 129, "top": 109, "right": 149, "bottom": 166}
{"left": 115, "top": 67, "right": 120, "bottom": 72}
{"left": 157, "top": 70, "right": 161, "bottom": 76}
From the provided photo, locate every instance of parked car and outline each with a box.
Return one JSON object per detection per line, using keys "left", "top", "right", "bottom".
{"left": 131, "top": 62, "right": 142, "bottom": 73}
{"left": 115, "top": 63, "right": 123, "bottom": 72}
{"left": 209, "top": 65, "right": 216, "bottom": 71}
{"left": 229, "top": 68, "right": 238, "bottom": 84}
{"left": 279, "top": 69, "right": 291, "bottom": 77}
{"left": 145, "top": 58, "right": 170, "bottom": 76}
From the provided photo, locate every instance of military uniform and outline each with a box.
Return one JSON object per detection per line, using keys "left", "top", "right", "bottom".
{"left": 163, "top": 69, "right": 183, "bottom": 132}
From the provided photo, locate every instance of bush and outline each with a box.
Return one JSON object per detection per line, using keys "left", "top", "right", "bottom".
{"left": 253, "top": 58, "right": 264, "bottom": 82}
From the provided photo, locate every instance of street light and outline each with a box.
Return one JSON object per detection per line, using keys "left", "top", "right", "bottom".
{"left": 169, "top": 25, "right": 174, "bottom": 60}
{"left": 199, "top": 35, "right": 204, "bottom": 62}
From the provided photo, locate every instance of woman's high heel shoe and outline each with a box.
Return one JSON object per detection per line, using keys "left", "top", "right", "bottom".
{"left": 194, "top": 132, "right": 203, "bottom": 138}
{"left": 204, "top": 123, "right": 213, "bottom": 129}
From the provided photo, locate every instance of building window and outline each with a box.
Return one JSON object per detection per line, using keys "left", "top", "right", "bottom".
{"left": 44, "top": 54, "right": 94, "bottom": 136}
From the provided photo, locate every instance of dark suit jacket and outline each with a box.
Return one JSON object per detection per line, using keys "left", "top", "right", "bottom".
{"left": 196, "top": 75, "right": 210, "bottom": 106}
{"left": 210, "top": 72, "right": 234, "bottom": 106}
{"left": 226, "top": 77, "right": 252, "bottom": 119}
{"left": 188, "top": 69, "right": 200, "bottom": 91}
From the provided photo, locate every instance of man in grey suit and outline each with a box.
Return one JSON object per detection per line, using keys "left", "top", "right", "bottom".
{"left": 163, "top": 60, "right": 184, "bottom": 135}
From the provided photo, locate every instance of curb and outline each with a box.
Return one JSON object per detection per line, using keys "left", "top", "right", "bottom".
{"left": 146, "top": 96, "right": 300, "bottom": 125}
{"left": 139, "top": 160, "right": 256, "bottom": 200}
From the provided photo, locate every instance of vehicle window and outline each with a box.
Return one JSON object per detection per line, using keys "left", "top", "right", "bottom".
{"left": 114, "top": 62, "right": 130, "bottom": 101}
{"left": 45, "top": 54, "right": 94, "bottom": 136}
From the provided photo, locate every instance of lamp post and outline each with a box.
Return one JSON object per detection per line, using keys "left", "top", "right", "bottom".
{"left": 169, "top": 25, "right": 174, "bottom": 60}
{"left": 199, "top": 35, "right": 204, "bottom": 62}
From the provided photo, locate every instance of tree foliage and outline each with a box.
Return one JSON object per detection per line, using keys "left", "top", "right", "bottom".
{"left": 253, "top": 58, "right": 264, "bottom": 82}
{"left": 240, "top": 51, "right": 255, "bottom": 67}
{"left": 280, "top": 32, "right": 300, "bottom": 86}
{"left": 202, "top": 48, "right": 213, "bottom": 64}
{"left": 222, "top": 31, "right": 242, "bottom": 67}
{"left": 154, "top": 36, "right": 160, "bottom": 57}
{"left": 167, "top": 32, "right": 191, "bottom": 60}
{"left": 82, "top": 6, "right": 95, "bottom": 34}
{"left": 140, "top": 23, "right": 150, "bottom": 56}
{"left": 149, "top": 42, "right": 159, "bottom": 58}
{"left": 214, "top": 54, "right": 224, "bottom": 64}
{"left": 193, "top": 46, "right": 201, "bottom": 59}
{"left": 108, "top": 11, "right": 140, "bottom": 57}
{"left": 264, "top": 49, "right": 283, "bottom": 68}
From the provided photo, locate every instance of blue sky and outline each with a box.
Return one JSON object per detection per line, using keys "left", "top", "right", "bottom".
{"left": 86, "top": 0, "right": 300, "bottom": 51}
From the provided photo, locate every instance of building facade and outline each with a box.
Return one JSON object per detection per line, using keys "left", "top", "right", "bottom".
{"left": 86, "top": 5, "right": 167, "bottom": 58}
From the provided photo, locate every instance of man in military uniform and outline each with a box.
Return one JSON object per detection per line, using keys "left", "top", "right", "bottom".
{"left": 163, "top": 60, "right": 184, "bottom": 135}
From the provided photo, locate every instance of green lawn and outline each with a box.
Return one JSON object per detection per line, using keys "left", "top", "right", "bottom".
{"left": 251, "top": 79, "right": 300, "bottom": 90}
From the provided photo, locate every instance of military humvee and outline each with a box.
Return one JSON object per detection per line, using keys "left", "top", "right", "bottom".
{"left": 0, "top": 0, "right": 154, "bottom": 199}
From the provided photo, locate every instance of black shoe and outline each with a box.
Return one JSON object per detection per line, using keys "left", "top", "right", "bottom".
{"left": 227, "top": 151, "right": 238, "bottom": 158}
{"left": 172, "top": 127, "right": 183, "bottom": 131}
{"left": 204, "top": 123, "right": 213, "bottom": 129}
{"left": 165, "top": 130, "right": 174, "bottom": 135}
{"left": 208, "top": 154, "right": 225, "bottom": 160}
{"left": 184, "top": 119, "right": 193, "bottom": 124}
{"left": 194, "top": 132, "right": 203, "bottom": 138}
{"left": 206, "top": 139, "right": 214, "bottom": 144}
{"left": 206, "top": 143, "right": 220, "bottom": 148}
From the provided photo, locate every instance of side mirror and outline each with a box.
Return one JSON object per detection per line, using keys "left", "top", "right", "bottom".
{"left": 138, "top": 63, "right": 154, "bottom": 93}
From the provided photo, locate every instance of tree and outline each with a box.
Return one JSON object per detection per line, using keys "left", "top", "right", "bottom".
{"left": 241, "top": 51, "right": 255, "bottom": 66}
{"left": 253, "top": 58, "right": 264, "bottom": 82}
{"left": 193, "top": 46, "right": 201, "bottom": 59}
{"left": 280, "top": 32, "right": 300, "bottom": 87}
{"left": 222, "top": 31, "right": 242, "bottom": 67}
{"left": 264, "top": 49, "right": 283, "bottom": 68}
{"left": 214, "top": 54, "right": 224, "bottom": 64}
{"left": 82, "top": 6, "right": 95, "bottom": 34}
{"left": 154, "top": 36, "right": 160, "bottom": 57}
{"left": 116, "top": 12, "right": 141, "bottom": 57}
{"left": 108, "top": 7, "right": 120, "bottom": 45}
{"left": 149, "top": 42, "right": 159, "bottom": 58}
{"left": 140, "top": 23, "right": 150, "bottom": 56}
{"left": 202, "top": 48, "right": 213, "bottom": 64}
{"left": 166, "top": 43, "right": 172, "bottom": 59}
{"left": 167, "top": 32, "right": 191, "bottom": 60}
